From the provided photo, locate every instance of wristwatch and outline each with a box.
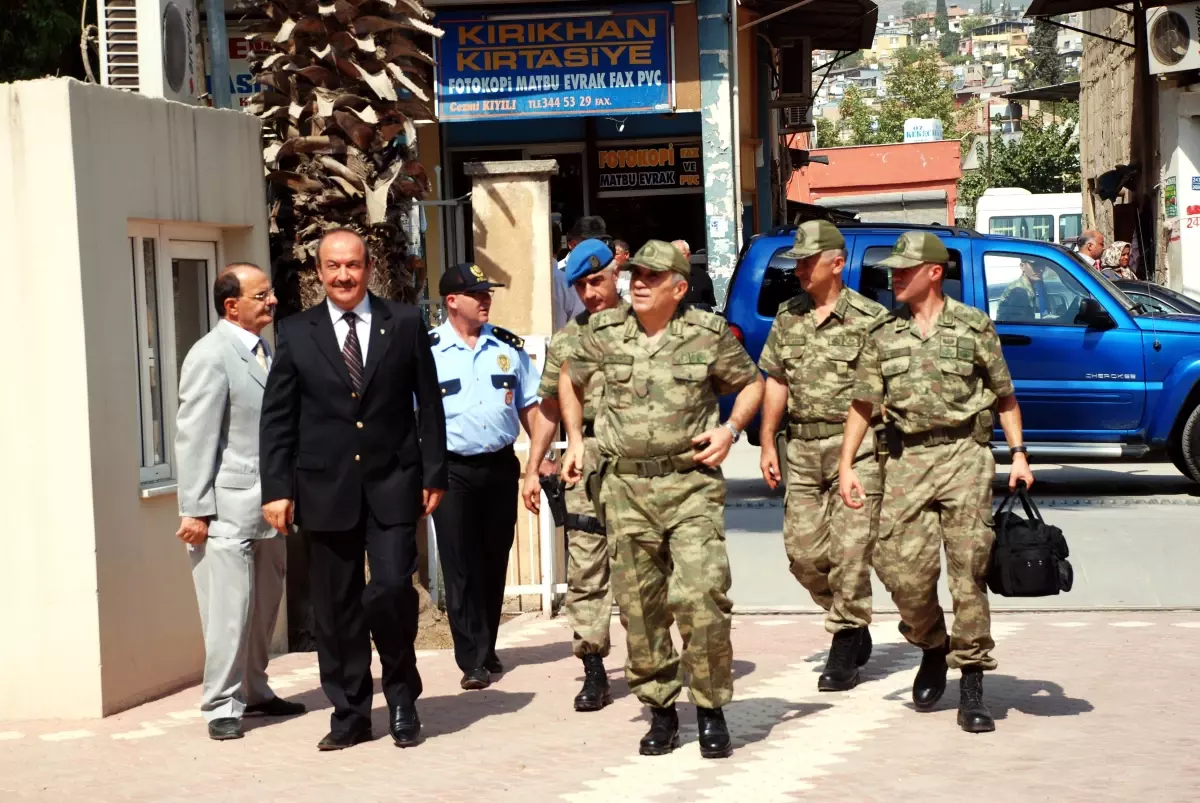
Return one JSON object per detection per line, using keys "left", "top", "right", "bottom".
{"left": 1009, "top": 445, "right": 1029, "bottom": 457}
{"left": 725, "top": 421, "right": 742, "bottom": 443}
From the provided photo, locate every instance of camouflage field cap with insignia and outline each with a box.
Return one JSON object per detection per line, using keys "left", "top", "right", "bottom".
{"left": 876, "top": 231, "right": 950, "bottom": 270}
{"left": 628, "top": 239, "right": 691, "bottom": 278}
{"left": 781, "top": 219, "right": 845, "bottom": 259}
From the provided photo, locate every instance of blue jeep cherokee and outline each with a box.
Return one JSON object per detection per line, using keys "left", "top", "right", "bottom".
{"left": 720, "top": 223, "right": 1200, "bottom": 482}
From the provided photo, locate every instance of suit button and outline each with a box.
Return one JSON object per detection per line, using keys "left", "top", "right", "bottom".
{"left": 351, "top": 392, "right": 358, "bottom": 399}
{"left": 354, "top": 454, "right": 360, "bottom": 462}
{"left": 356, "top": 422, "right": 364, "bottom": 429}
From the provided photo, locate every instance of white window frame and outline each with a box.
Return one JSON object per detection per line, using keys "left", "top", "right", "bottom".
{"left": 129, "top": 222, "right": 223, "bottom": 489}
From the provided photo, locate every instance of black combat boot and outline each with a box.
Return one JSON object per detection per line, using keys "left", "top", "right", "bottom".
{"left": 857, "top": 626, "right": 873, "bottom": 667}
{"left": 912, "top": 643, "right": 949, "bottom": 711}
{"left": 696, "top": 706, "right": 733, "bottom": 759}
{"left": 957, "top": 668, "right": 996, "bottom": 733}
{"left": 573, "top": 654, "right": 613, "bottom": 712}
{"left": 818, "top": 628, "right": 862, "bottom": 692}
{"left": 638, "top": 705, "right": 680, "bottom": 756}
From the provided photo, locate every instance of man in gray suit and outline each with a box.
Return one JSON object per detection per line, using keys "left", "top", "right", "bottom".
{"left": 176, "top": 263, "right": 305, "bottom": 740}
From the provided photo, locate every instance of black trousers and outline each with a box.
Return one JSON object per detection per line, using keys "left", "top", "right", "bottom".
{"left": 432, "top": 446, "right": 520, "bottom": 672}
{"left": 308, "top": 506, "right": 421, "bottom": 735}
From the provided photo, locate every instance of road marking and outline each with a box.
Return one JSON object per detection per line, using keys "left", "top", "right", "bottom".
{"left": 112, "top": 726, "right": 166, "bottom": 740}
{"left": 1171, "top": 622, "right": 1200, "bottom": 629}
{"left": 40, "top": 730, "right": 93, "bottom": 742}
{"left": 0, "top": 731, "right": 24, "bottom": 740}
{"left": 1110, "top": 621, "right": 1154, "bottom": 628}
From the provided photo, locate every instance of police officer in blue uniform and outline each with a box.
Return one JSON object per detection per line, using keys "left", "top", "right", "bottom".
{"left": 430, "top": 263, "right": 541, "bottom": 690}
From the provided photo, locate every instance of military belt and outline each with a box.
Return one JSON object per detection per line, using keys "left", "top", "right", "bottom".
{"left": 611, "top": 452, "right": 698, "bottom": 478}
{"left": 787, "top": 420, "right": 844, "bottom": 440}
{"left": 564, "top": 512, "right": 606, "bottom": 535}
{"left": 582, "top": 420, "right": 596, "bottom": 438}
{"left": 898, "top": 419, "right": 976, "bottom": 448}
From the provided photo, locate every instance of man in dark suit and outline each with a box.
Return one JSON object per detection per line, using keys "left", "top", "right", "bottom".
{"left": 260, "top": 229, "right": 447, "bottom": 751}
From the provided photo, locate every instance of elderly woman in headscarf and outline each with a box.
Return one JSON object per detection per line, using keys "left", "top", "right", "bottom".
{"left": 1100, "top": 240, "right": 1135, "bottom": 280}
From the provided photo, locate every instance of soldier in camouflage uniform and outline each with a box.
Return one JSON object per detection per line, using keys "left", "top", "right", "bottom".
{"left": 838, "top": 231, "right": 1035, "bottom": 734}
{"left": 559, "top": 240, "right": 763, "bottom": 759}
{"left": 757, "top": 221, "right": 890, "bottom": 692}
{"left": 523, "top": 239, "right": 623, "bottom": 713}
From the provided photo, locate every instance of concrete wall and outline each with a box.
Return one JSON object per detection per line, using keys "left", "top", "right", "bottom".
{"left": 0, "top": 78, "right": 269, "bottom": 718}
{"left": 787, "top": 140, "right": 962, "bottom": 225}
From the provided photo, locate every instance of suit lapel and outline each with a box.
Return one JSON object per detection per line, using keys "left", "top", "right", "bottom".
{"left": 359, "top": 294, "right": 394, "bottom": 393}
{"left": 218, "top": 322, "right": 267, "bottom": 388}
{"left": 310, "top": 303, "right": 354, "bottom": 390}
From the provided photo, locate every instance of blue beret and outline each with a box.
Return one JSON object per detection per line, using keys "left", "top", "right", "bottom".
{"left": 564, "top": 239, "right": 614, "bottom": 285}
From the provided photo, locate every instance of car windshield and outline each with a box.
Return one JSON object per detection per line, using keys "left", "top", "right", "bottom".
{"left": 1061, "top": 247, "right": 1136, "bottom": 312}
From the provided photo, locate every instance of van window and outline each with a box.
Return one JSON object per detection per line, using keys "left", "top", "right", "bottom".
{"left": 984, "top": 252, "right": 1094, "bottom": 324}
{"left": 859, "top": 245, "right": 964, "bottom": 312}
{"left": 1058, "top": 213, "right": 1082, "bottom": 243}
{"left": 988, "top": 215, "right": 1054, "bottom": 242}
{"left": 756, "top": 247, "right": 806, "bottom": 316}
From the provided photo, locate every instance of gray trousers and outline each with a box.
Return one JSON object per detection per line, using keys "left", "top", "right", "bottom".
{"left": 188, "top": 536, "right": 286, "bottom": 721}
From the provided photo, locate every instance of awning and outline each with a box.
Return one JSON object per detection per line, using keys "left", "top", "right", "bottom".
{"left": 741, "top": 0, "right": 879, "bottom": 52}
{"left": 1026, "top": 0, "right": 1170, "bottom": 16}
{"left": 1004, "top": 81, "right": 1081, "bottom": 102}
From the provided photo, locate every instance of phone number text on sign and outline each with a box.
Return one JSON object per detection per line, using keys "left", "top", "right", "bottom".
{"left": 435, "top": 5, "right": 673, "bottom": 122}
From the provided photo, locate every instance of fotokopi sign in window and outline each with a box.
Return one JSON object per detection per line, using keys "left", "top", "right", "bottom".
{"left": 435, "top": 5, "right": 674, "bottom": 122}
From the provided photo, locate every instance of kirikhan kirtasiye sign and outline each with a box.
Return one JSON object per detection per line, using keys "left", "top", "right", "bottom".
{"left": 435, "top": 5, "right": 673, "bottom": 122}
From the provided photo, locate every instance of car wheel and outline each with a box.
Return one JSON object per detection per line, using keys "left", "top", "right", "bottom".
{"left": 1177, "top": 403, "right": 1200, "bottom": 482}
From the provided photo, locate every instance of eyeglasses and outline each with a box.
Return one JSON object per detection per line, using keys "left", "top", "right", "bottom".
{"left": 246, "top": 289, "right": 275, "bottom": 301}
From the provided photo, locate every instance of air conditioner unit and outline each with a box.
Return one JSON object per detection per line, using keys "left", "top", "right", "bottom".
{"left": 1147, "top": 2, "right": 1200, "bottom": 75}
{"left": 98, "top": 0, "right": 202, "bottom": 103}
{"left": 777, "top": 96, "right": 814, "bottom": 135}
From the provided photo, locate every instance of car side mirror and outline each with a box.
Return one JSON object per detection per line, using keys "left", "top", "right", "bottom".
{"left": 1076, "top": 297, "right": 1116, "bottom": 330}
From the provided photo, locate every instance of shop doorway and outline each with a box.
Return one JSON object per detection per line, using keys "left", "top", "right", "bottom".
{"left": 594, "top": 192, "right": 706, "bottom": 255}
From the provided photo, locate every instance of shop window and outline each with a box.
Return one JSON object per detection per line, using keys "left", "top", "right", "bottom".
{"left": 859, "top": 245, "right": 963, "bottom": 312}
{"left": 129, "top": 224, "right": 219, "bottom": 488}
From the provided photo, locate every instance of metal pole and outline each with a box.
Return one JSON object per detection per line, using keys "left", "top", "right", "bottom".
{"left": 206, "top": 0, "right": 233, "bottom": 109}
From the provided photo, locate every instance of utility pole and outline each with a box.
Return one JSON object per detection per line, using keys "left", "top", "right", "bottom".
{"left": 206, "top": 0, "right": 232, "bottom": 109}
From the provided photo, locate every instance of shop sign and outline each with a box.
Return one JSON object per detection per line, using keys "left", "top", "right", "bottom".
{"left": 435, "top": 5, "right": 673, "bottom": 122}
{"left": 203, "top": 29, "right": 269, "bottom": 109}
{"left": 596, "top": 142, "right": 701, "bottom": 193}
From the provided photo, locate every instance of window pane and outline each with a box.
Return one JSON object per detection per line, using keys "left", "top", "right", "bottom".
{"left": 988, "top": 215, "right": 1054, "bottom": 242}
{"left": 756, "top": 247, "right": 804, "bottom": 317}
{"left": 985, "top": 252, "right": 1093, "bottom": 324}
{"left": 142, "top": 239, "right": 166, "bottom": 465}
{"left": 859, "top": 245, "right": 963, "bottom": 311}
{"left": 172, "top": 258, "right": 210, "bottom": 381}
{"left": 1058, "top": 213, "right": 1082, "bottom": 243}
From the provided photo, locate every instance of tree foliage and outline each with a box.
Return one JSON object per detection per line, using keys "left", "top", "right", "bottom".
{"left": 814, "top": 115, "right": 839, "bottom": 148}
{"left": 939, "top": 31, "right": 962, "bottom": 58}
{"left": 830, "top": 50, "right": 957, "bottom": 147}
{"left": 912, "top": 18, "right": 932, "bottom": 39}
{"left": 957, "top": 112, "right": 1080, "bottom": 227}
{"left": 901, "top": 0, "right": 930, "bottom": 19}
{"left": 1018, "top": 18, "right": 1063, "bottom": 90}
{"left": 0, "top": 0, "right": 95, "bottom": 83}
{"left": 837, "top": 83, "right": 879, "bottom": 146}
{"left": 935, "top": 0, "right": 950, "bottom": 33}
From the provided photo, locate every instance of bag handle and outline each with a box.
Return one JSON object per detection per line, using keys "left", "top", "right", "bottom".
{"left": 995, "top": 480, "right": 1045, "bottom": 525}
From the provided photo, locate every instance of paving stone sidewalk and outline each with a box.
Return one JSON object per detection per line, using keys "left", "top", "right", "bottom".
{"left": 3, "top": 611, "right": 1198, "bottom": 802}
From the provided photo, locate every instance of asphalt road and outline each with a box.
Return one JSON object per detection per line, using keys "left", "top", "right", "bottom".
{"left": 721, "top": 442, "right": 1200, "bottom": 612}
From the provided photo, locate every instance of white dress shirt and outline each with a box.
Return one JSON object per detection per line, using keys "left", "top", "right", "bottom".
{"left": 326, "top": 294, "right": 373, "bottom": 360}
{"left": 220, "top": 319, "right": 272, "bottom": 369}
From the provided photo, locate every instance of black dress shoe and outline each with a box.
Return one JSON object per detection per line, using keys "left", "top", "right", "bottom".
{"left": 913, "top": 644, "right": 950, "bottom": 712}
{"left": 574, "top": 654, "right": 613, "bottom": 712}
{"left": 245, "top": 697, "right": 306, "bottom": 717}
{"left": 697, "top": 706, "right": 733, "bottom": 759}
{"left": 638, "top": 705, "right": 680, "bottom": 756}
{"left": 317, "top": 725, "right": 373, "bottom": 751}
{"left": 485, "top": 653, "right": 504, "bottom": 674}
{"left": 391, "top": 705, "right": 422, "bottom": 748}
{"left": 857, "top": 626, "right": 873, "bottom": 667}
{"left": 818, "top": 628, "right": 862, "bottom": 692}
{"left": 461, "top": 668, "right": 491, "bottom": 690}
{"left": 957, "top": 669, "right": 996, "bottom": 733}
{"left": 208, "top": 717, "right": 243, "bottom": 741}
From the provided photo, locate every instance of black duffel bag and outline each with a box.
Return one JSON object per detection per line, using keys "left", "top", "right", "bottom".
{"left": 988, "top": 483, "right": 1074, "bottom": 597}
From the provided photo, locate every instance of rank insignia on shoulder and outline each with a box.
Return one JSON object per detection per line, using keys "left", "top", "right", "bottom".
{"left": 492, "top": 326, "right": 525, "bottom": 350}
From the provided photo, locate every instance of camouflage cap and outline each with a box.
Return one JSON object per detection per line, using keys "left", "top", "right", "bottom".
{"left": 876, "top": 231, "right": 950, "bottom": 269}
{"left": 628, "top": 239, "right": 691, "bottom": 278}
{"left": 782, "top": 220, "right": 845, "bottom": 259}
